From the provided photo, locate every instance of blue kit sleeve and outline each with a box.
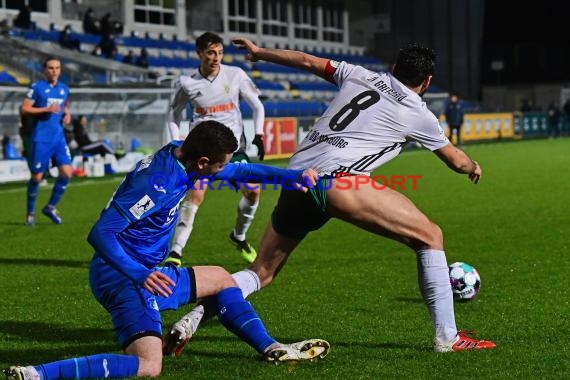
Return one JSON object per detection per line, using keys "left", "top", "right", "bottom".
{"left": 87, "top": 205, "right": 153, "bottom": 285}
{"left": 213, "top": 162, "right": 304, "bottom": 183}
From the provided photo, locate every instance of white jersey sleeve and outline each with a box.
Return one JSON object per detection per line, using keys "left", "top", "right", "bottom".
{"left": 237, "top": 70, "right": 265, "bottom": 135}
{"left": 408, "top": 111, "right": 449, "bottom": 151}
{"left": 167, "top": 78, "right": 187, "bottom": 140}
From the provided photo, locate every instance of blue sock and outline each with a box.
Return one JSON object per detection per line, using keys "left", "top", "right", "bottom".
{"left": 48, "top": 176, "right": 70, "bottom": 207}
{"left": 35, "top": 353, "right": 138, "bottom": 379}
{"left": 216, "top": 287, "right": 277, "bottom": 353}
{"left": 27, "top": 179, "right": 40, "bottom": 215}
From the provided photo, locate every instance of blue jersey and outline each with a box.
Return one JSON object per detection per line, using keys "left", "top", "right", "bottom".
{"left": 107, "top": 143, "right": 189, "bottom": 268}
{"left": 26, "top": 79, "right": 69, "bottom": 142}
{"left": 89, "top": 141, "right": 305, "bottom": 285}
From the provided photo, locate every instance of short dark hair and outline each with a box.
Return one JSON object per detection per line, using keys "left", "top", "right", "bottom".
{"left": 196, "top": 32, "right": 223, "bottom": 51}
{"left": 392, "top": 42, "right": 436, "bottom": 87}
{"left": 43, "top": 56, "right": 60, "bottom": 68}
{"left": 180, "top": 121, "right": 237, "bottom": 164}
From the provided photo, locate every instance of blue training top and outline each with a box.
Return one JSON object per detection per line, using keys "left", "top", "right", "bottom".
{"left": 88, "top": 142, "right": 304, "bottom": 285}
{"left": 26, "top": 79, "right": 69, "bottom": 142}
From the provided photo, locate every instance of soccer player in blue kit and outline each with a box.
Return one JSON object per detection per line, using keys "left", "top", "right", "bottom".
{"left": 4, "top": 121, "right": 328, "bottom": 380}
{"left": 21, "top": 56, "right": 72, "bottom": 226}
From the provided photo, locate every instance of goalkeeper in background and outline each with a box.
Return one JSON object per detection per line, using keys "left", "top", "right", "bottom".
{"left": 166, "top": 32, "right": 266, "bottom": 266}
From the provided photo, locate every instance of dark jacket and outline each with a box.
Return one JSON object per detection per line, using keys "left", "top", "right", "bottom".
{"left": 445, "top": 100, "right": 464, "bottom": 127}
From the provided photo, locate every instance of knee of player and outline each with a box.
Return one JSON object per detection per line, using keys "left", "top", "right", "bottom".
{"left": 425, "top": 222, "right": 444, "bottom": 248}
{"left": 211, "top": 266, "right": 237, "bottom": 289}
{"left": 242, "top": 187, "right": 261, "bottom": 200}
{"left": 137, "top": 357, "right": 162, "bottom": 377}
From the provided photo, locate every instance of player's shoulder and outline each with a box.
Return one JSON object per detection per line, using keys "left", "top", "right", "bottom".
{"left": 221, "top": 64, "right": 247, "bottom": 77}
{"left": 179, "top": 71, "right": 200, "bottom": 87}
{"left": 30, "top": 79, "right": 46, "bottom": 89}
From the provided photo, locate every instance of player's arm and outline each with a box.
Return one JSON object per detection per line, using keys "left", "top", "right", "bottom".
{"left": 214, "top": 163, "right": 317, "bottom": 191}
{"left": 88, "top": 206, "right": 153, "bottom": 285}
{"left": 88, "top": 206, "right": 174, "bottom": 296}
{"left": 167, "top": 81, "right": 186, "bottom": 140}
{"left": 434, "top": 143, "right": 481, "bottom": 184}
{"left": 239, "top": 75, "right": 266, "bottom": 159}
{"left": 20, "top": 98, "right": 59, "bottom": 115}
{"left": 62, "top": 100, "right": 71, "bottom": 125}
{"left": 233, "top": 37, "right": 330, "bottom": 81}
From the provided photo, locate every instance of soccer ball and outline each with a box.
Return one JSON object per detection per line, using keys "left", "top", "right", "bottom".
{"left": 448, "top": 262, "right": 481, "bottom": 301}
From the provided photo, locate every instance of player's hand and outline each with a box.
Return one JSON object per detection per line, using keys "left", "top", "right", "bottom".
{"left": 291, "top": 168, "right": 318, "bottom": 193}
{"left": 143, "top": 271, "right": 176, "bottom": 297}
{"left": 232, "top": 37, "right": 260, "bottom": 62}
{"left": 252, "top": 134, "right": 265, "bottom": 160}
{"left": 62, "top": 112, "right": 71, "bottom": 125}
{"left": 47, "top": 103, "right": 61, "bottom": 114}
{"left": 469, "top": 160, "right": 482, "bottom": 184}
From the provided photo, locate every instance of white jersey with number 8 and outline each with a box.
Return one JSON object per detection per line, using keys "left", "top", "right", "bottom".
{"left": 288, "top": 61, "right": 449, "bottom": 177}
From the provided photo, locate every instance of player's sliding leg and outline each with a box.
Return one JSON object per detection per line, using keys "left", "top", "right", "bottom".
{"left": 163, "top": 268, "right": 328, "bottom": 362}
{"left": 167, "top": 188, "right": 207, "bottom": 266}
{"left": 229, "top": 188, "right": 261, "bottom": 263}
{"left": 325, "top": 177, "right": 495, "bottom": 352}
{"left": 4, "top": 353, "right": 139, "bottom": 380}
{"left": 163, "top": 268, "right": 262, "bottom": 356}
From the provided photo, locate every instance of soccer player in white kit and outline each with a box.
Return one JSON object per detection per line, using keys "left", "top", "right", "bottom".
{"left": 164, "top": 38, "right": 496, "bottom": 354}
{"left": 166, "top": 32, "right": 266, "bottom": 265}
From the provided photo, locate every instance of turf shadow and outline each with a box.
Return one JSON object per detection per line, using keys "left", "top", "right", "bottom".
{"left": 0, "top": 321, "right": 114, "bottom": 344}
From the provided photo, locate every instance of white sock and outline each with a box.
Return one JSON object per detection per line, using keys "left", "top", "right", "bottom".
{"left": 416, "top": 249, "right": 457, "bottom": 342}
{"left": 233, "top": 196, "right": 258, "bottom": 241}
{"left": 171, "top": 202, "right": 199, "bottom": 255}
{"left": 232, "top": 269, "right": 261, "bottom": 298}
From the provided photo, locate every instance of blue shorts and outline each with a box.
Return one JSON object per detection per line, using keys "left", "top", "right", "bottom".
{"left": 90, "top": 255, "right": 197, "bottom": 349}
{"left": 29, "top": 138, "right": 71, "bottom": 174}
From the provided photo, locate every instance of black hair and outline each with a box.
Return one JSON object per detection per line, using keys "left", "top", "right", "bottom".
{"left": 392, "top": 42, "right": 436, "bottom": 87}
{"left": 43, "top": 56, "right": 60, "bottom": 68}
{"left": 196, "top": 32, "right": 224, "bottom": 51}
{"left": 180, "top": 121, "right": 237, "bottom": 164}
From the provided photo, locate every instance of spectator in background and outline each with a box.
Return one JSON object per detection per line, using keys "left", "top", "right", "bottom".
{"left": 135, "top": 48, "right": 149, "bottom": 68}
{"left": 91, "top": 45, "right": 102, "bottom": 57}
{"left": 72, "top": 115, "right": 114, "bottom": 157}
{"left": 13, "top": 5, "right": 32, "bottom": 30}
{"left": 444, "top": 94, "right": 465, "bottom": 145}
{"left": 99, "top": 12, "right": 112, "bottom": 36}
{"left": 563, "top": 99, "right": 570, "bottom": 133}
{"left": 520, "top": 99, "right": 533, "bottom": 112}
{"left": 59, "top": 25, "right": 81, "bottom": 51}
{"left": 122, "top": 50, "right": 134, "bottom": 65}
{"left": 82, "top": 8, "right": 99, "bottom": 35}
{"left": 547, "top": 102, "right": 561, "bottom": 138}
{"left": 98, "top": 33, "right": 117, "bottom": 59}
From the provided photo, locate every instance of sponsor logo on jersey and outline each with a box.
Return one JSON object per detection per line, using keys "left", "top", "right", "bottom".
{"left": 129, "top": 194, "right": 155, "bottom": 219}
{"left": 196, "top": 102, "right": 235, "bottom": 115}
